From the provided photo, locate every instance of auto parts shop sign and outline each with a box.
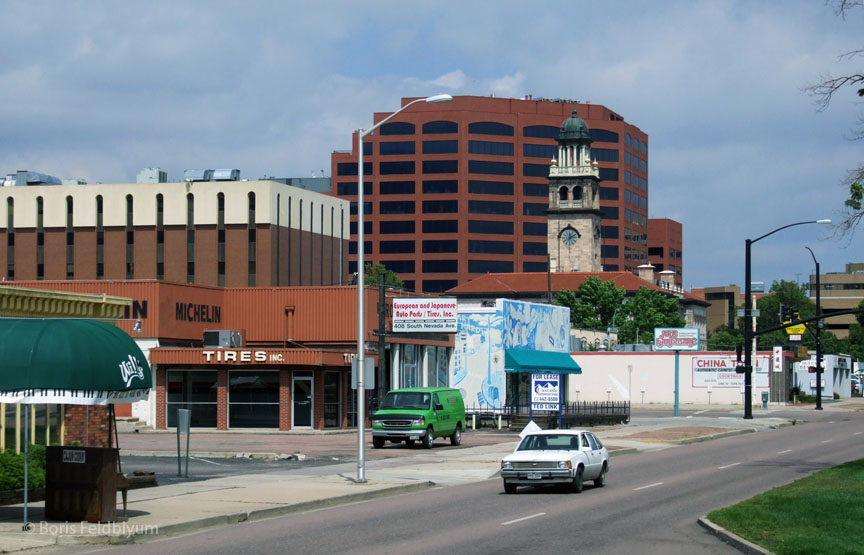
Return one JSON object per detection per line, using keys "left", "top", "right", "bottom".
{"left": 392, "top": 298, "right": 457, "bottom": 332}
{"left": 692, "top": 356, "right": 770, "bottom": 388}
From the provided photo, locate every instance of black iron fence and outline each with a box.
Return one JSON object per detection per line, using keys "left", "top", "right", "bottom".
{"left": 466, "top": 400, "right": 630, "bottom": 430}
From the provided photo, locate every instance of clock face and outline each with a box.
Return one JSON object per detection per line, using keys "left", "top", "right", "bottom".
{"left": 561, "top": 228, "right": 579, "bottom": 246}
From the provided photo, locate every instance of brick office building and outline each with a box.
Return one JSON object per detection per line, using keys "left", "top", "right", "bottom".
{"left": 647, "top": 218, "right": 683, "bottom": 287}
{"left": 330, "top": 95, "right": 657, "bottom": 293}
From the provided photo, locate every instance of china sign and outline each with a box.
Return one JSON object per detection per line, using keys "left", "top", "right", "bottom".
{"left": 693, "top": 355, "right": 770, "bottom": 388}
{"left": 531, "top": 373, "right": 560, "bottom": 411}
{"left": 653, "top": 328, "right": 700, "bottom": 351}
{"left": 392, "top": 298, "right": 457, "bottom": 333}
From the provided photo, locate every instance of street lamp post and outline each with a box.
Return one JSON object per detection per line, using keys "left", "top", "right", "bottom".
{"left": 354, "top": 94, "right": 452, "bottom": 483}
{"left": 743, "top": 219, "right": 830, "bottom": 419}
{"left": 806, "top": 247, "right": 823, "bottom": 411}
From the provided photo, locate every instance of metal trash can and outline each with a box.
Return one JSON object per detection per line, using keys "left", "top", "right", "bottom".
{"left": 761, "top": 391, "right": 769, "bottom": 409}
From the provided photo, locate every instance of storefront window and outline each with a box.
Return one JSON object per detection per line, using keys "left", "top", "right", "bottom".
{"left": 324, "top": 371, "right": 341, "bottom": 428}
{"left": 400, "top": 345, "right": 420, "bottom": 388}
{"left": 167, "top": 370, "right": 218, "bottom": 428}
{"left": 228, "top": 371, "right": 279, "bottom": 428}
{"left": 437, "top": 348, "right": 449, "bottom": 387}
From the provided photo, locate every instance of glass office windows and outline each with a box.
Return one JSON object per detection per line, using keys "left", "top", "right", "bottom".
{"left": 380, "top": 240, "right": 415, "bottom": 254}
{"left": 468, "top": 140, "right": 514, "bottom": 156}
{"left": 382, "top": 260, "right": 415, "bottom": 273}
{"left": 468, "top": 160, "right": 514, "bottom": 176}
{"left": 422, "top": 200, "right": 458, "bottom": 213}
{"left": 624, "top": 171, "right": 631, "bottom": 185}
{"left": 348, "top": 241, "right": 373, "bottom": 254}
{"left": 379, "top": 180, "right": 414, "bottom": 195}
{"left": 600, "top": 206, "right": 619, "bottom": 220}
{"left": 604, "top": 264, "right": 619, "bottom": 271}
{"left": 523, "top": 163, "right": 549, "bottom": 178}
{"left": 589, "top": 129, "right": 619, "bottom": 143}
{"left": 349, "top": 202, "right": 373, "bottom": 215}
{"left": 380, "top": 161, "right": 415, "bottom": 175}
{"left": 592, "top": 148, "right": 619, "bottom": 162}
{"left": 337, "top": 162, "right": 373, "bottom": 176}
{"left": 400, "top": 344, "right": 419, "bottom": 388}
{"left": 423, "top": 160, "right": 458, "bottom": 174}
{"left": 523, "top": 183, "right": 547, "bottom": 197}
{"left": 469, "top": 240, "right": 513, "bottom": 254}
{"left": 523, "top": 203, "right": 547, "bottom": 216}
{"left": 640, "top": 196, "right": 647, "bottom": 209}
{"left": 380, "top": 141, "right": 415, "bottom": 155}
{"left": 423, "top": 140, "right": 458, "bottom": 154}
{"left": 468, "top": 180, "right": 513, "bottom": 195}
{"left": 523, "top": 261, "right": 548, "bottom": 272}
{"left": 167, "top": 370, "right": 218, "bottom": 428}
{"left": 598, "top": 168, "right": 619, "bottom": 181}
{"left": 468, "top": 220, "right": 513, "bottom": 235}
{"left": 422, "top": 220, "right": 458, "bottom": 233}
{"left": 601, "top": 245, "right": 619, "bottom": 258}
{"left": 468, "top": 121, "right": 513, "bottom": 136}
{"left": 523, "top": 222, "right": 547, "bottom": 236}
{"left": 380, "top": 121, "right": 415, "bottom": 135}
{"left": 468, "top": 260, "right": 513, "bottom": 273}
{"left": 423, "top": 280, "right": 458, "bottom": 293}
{"left": 350, "top": 221, "right": 372, "bottom": 235}
{"left": 379, "top": 220, "right": 415, "bottom": 234}
{"left": 402, "top": 280, "right": 415, "bottom": 291}
{"left": 624, "top": 152, "right": 631, "bottom": 165}
{"left": 624, "top": 190, "right": 631, "bottom": 204}
{"left": 624, "top": 133, "right": 631, "bottom": 147}
{"left": 523, "top": 125, "right": 559, "bottom": 139}
{"left": 422, "top": 240, "right": 458, "bottom": 253}
{"left": 523, "top": 242, "right": 547, "bottom": 255}
{"left": 337, "top": 181, "right": 371, "bottom": 196}
{"left": 423, "top": 120, "right": 458, "bottom": 134}
{"left": 599, "top": 187, "right": 619, "bottom": 201}
{"left": 379, "top": 201, "right": 415, "bottom": 214}
{"left": 422, "top": 180, "right": 458, "bottom": 194}
{"left": 601, "top": 225, "right": 619, "bottom": 239}
{"left": 228, "top": 371, "right": 279, "bottom": 428}
{"left": 523, "top": 144, "right": 558, "bottom": 159}
{"left": 468, "top": 200, "right": 513, "bottom": 215}
{"left": 422, "top": 259, "right": 458, "bottom": 273}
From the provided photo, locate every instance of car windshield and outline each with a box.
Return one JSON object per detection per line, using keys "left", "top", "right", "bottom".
{"left": 379, "top": 392, "right": 431, "bottom": 410}
{"left": 517, "top": 434, "right": 581, "bottom": 451}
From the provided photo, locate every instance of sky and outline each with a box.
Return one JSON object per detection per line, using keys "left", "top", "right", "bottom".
{"left": 1, "top": 0, "right": 862, "bottom": 290}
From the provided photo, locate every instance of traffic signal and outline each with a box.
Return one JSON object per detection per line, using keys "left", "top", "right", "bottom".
{"left": 782, "top": 306, "right": 795, "bottom": 322}
{"left": 735, "top": 345, "right": 743, "bottom": 363}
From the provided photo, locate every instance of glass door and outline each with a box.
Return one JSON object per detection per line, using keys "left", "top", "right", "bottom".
{"left": 292, "top": 372, "right": 313, "bottom": 428}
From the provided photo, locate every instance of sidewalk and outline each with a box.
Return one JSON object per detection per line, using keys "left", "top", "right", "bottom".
{"left": 0, "top": 406, "right": 821, "bottom": 551}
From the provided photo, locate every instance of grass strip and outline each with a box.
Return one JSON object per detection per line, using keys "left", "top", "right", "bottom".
{"left": 708, "top": 458, "right": 864, "bottom": 554}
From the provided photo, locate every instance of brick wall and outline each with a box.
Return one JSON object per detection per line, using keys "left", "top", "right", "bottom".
{"left": 63, "top": 405, "right": 110, "bottom": 447}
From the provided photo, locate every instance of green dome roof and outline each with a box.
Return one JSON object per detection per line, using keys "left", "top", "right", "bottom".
{"left": 559, "top": 109, "right": 591, "bottom": 142}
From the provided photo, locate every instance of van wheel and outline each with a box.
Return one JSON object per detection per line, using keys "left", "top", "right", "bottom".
{"left": 423, "top": 427, "right": 434, "bottom": 449}
{"left": 450, "top": 424, "right": 462, "bottom": 446}
{"left": 372, "top": 437, "right": 384, "bottom": 449}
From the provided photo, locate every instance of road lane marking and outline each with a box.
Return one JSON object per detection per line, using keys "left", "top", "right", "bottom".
{"left": 634, "top": 482, "right": 663, "bottom": 491}
{"left": 854, "top": 432, "right": 862, "bottom": 436}
{"left": 821, "top": 440, "right": 833, "bottom": 444}
{"left": 502, "top": 513, "right": 546, "bottom": 526}
{"left": 777, "top": 449, "right": 792, "bottom": 454}
{"left": 190, "top": 456, "right": 225, "bottom": 466}
{"left": 693, "top": 410, "right": 707, "bottom": 415}
{"left": 718, "top": 462, "right": 741, "bottom": 469}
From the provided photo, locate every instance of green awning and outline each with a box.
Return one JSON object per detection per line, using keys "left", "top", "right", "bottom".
{"left": 0, "top": 319, "right": 151, "bottom": 405}
{"left": 504, "top": 349, "right": 582, "bottom": 374}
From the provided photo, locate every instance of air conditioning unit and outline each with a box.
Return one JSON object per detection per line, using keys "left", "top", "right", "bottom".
{"left": 203, "top": 330, "right": 244, "bottom": 348}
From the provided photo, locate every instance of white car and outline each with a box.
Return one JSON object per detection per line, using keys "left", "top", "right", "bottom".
{"left": 500, "top": 429, "right": 609, "bottom": 494}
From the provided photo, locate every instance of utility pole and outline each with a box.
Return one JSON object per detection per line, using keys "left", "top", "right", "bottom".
{"left": 377, "top": 272, "right": 387, "bottom": 406}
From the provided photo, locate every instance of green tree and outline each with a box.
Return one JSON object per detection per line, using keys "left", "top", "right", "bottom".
{"left": 806, "top": 0, "right": 864, "bottom": 235}
{"left": 707, "top": 324, "right": 744, "bottom": 351}
{"left": 553, "top": 277, "right": 625, "bottom": 330}
{"left": 351, "top": 263, "right": 404, "bottom": 288}
{"left": 617, "top": 287, "right": 686, "bottom": 344}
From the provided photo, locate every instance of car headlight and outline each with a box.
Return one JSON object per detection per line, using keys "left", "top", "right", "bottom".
{"left": 411, "top": 416, "right": 425, "bottom": 426}
{"left": 558, "top": 460, "right": 572, "bottom": 469}
{"left": 501, "top": 461, "right": 513, "bottom": 470}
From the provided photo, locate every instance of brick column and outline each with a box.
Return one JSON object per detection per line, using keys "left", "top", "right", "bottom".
{"left": 156, "top": 367, "right": 167, "bottom": 430}
{"left": 279, "top": 368, "right": 292, "bottom": 431}
{"left": 217, "top": 369, "right": 228, "bottom": 430}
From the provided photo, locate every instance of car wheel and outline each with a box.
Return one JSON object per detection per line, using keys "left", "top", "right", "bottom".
{"left": 450, "top": 424, "right": 462, "bottom": 446}
{"left": 594, "top": 463, "right": 607, "bottom": 487}
{"left": 405, "top": 439, "right": 416, "bottom": 446}
{"left": 503, "top": 481, "right": 517, "bottom": 494}
{"left": 423, "top": 427, "right": 434, "bottom": 449}
{"left": 571, "top": 466, "right": 584, "bottom": 493}
{"left": 372, "top": 437, "right": 384, "bottom": 449}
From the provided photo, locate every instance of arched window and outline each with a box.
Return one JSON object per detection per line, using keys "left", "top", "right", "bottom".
{"left": 558, "top": 186, "right": 569, "bottom": 201}
{"left": 573, "top": 187, "right": 583, "bottom": 200}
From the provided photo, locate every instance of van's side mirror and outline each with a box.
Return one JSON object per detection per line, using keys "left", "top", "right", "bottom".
{"left": 435, "top": 402, "right": 444, "bottom": 411}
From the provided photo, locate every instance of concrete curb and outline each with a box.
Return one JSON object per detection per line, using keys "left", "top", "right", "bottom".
{"left": 671, "top": 428, "right": 755, "bottom": 445}
{"left": 30, "top": 481, "right": 435, "bottom": 546}
{"left": 698, "top": 516, "right": 773, "bottom": 555}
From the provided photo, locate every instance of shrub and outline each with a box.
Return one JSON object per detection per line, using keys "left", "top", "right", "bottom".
{"left": 0, "top": 446, "right": 47, "bottom": 491}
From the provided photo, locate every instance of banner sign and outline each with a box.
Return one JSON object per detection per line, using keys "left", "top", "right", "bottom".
{"left": 531, "top": 373, "right": 560, "bottom": 411}
{"left": 773, "top": 346, "right": 783, "bottom": 373}
{"left": 392, "top": 298, "right": 458, "bottom": 333}
{"left": 692, "top": 355, "right": 770, "bottom": 388}
{"left": 653, "top": 328, "right": 700, "bottom": 351}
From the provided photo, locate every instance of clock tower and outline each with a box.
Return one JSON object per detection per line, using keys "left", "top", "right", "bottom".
{"left": 547, "top": 109, "right": 603, "bottom": 272}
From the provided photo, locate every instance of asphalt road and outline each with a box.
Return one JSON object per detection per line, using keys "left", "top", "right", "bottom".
{"left": 79, "top": 409, "right": 864, "bottom": 555}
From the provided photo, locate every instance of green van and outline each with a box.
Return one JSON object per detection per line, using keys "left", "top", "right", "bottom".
{"left": 371, "top": 387, "right": 466, "bottom": 449}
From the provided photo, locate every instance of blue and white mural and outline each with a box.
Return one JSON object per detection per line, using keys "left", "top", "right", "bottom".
{"left": 453, "top": 299, "right": 570, "bottom": 411}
